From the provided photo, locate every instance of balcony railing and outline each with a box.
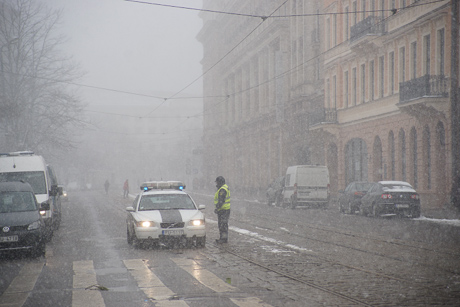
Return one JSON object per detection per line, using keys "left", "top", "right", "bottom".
{"left": 399, "top": 75, "right": 448, "bottom": 104}
{"left": 309, "top": 108, "right": 337, "bottom": 127}
{"left": 350, "top": 16, "right": 385, "bottom": 42}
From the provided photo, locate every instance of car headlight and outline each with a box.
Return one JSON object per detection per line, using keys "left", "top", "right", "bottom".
{"left": 28, "top": 221, "right": 41, "bottom": 230}
{"left": 189, "top": 219, "right": 205, "bottom": 226}
{"left": 39, "top": 210, "right": 46, "bottom": 216}
{"left": 135, "top": 221, "right": 154, "bottom": 228}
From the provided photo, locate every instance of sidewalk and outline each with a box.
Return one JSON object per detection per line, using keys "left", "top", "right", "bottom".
{"left": 422, "top": 204, "right": 460, "bottom": 220}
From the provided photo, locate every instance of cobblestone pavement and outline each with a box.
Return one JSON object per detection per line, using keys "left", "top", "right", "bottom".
{"left": 192, "top": 192, "right": 460, "bottom": 307}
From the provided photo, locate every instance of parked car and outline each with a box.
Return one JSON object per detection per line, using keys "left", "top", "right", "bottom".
{"left": 338, "top": 181, "right": 373, "bottom": 214}
{"left": 0, "top": 181, "right": 47, "bottom": 257}
{"left": 266, "top": 176, "right": 284, "bottom": 206}
{"left": 282, "top": 165, "right": 330, "bottom": 208}
{"left": 359, "top": 181, "right": 421, "bottom": 218}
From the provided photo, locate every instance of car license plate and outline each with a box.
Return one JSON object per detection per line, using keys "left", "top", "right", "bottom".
{"left": 0, "top": 236, "right": 18, "bottom": 242}
{"left": 396, "top": 204, "right": 410, "bottom": 209}
{"left": 162, "top": 229, "right": 184, "bottom": 236}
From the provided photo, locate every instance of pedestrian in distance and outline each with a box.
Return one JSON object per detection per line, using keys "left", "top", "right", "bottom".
{"left": 123, "top": 179, "right": 129, "bottom": 198}
{"left": 104, "top": 179, "right": 110, "bottom": 195}
{"left": 214, "top": 176, "right": 230, "bottom": 244}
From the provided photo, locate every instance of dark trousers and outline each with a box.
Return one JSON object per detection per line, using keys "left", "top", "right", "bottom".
{"left": 217, "top": 209, "right": 230, "bottom": 240}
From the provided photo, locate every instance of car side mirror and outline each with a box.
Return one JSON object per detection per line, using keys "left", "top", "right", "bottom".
{"left": 198, "top": 204, "right": 206, "bottom": 210}
{"left": 126, "top": 206, "right": 134, "bottom": 212}
{"left": 40, "top": 202, "right": 50, "bottom": 211}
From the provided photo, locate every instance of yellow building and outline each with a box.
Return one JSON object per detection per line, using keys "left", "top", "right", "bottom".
{"left": 317, "top": 0, "right": 457, "bottom": 209}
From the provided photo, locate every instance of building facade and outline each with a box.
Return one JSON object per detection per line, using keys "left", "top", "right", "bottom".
{"left": 198, "top": 0, "right": 458, "bottom": 211}
{"left": 317, "top": 0, "right": 457, "bottom": 209}
{"left": 198, "top": 0, "right": 323, "bottom": 195}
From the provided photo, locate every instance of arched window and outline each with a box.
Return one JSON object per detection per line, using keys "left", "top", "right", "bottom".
{"left": 345, "top": 138, "right": 368, "bottom": 184}
{"left": 373, "top": 136, "right": 383, "bottom": 181}
{"left": 399, "top": 129, "right": 406, "bottom": 181}
{"left": 410, "top": 127, "right": 417, "bottom": 188}
{"left": 388, "top": 131, "right": 395, "bottom": 180}
{"left": 423, "top": 126, "right": 431, "bottom": 189}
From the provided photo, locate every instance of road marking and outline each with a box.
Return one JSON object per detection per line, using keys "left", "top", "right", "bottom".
{"left": 0, "top": 262, "right": 43, "bottom": 307}
{"left": 123, "top": 259, "right": 188, "bottom": 306}
{"left": 72, "top": 260, "right": 104, "bottom": 307}
{"left": 230, "top": 297, "right": 274, "bottom": 307}
{"left": 171, "top": 258, "right": 235, "bottom": 293}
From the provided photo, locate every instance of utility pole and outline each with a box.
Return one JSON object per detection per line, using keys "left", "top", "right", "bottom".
{"left": 451, "top": 0, "right": 460, "bottom": 209}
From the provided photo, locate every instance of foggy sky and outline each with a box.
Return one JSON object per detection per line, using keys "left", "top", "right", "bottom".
{"left": 44, "top": 0, "right": 203, "bottom": 111}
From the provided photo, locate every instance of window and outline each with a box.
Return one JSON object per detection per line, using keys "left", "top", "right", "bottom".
{"left": 389, "top": 131, "right": 395, "bottom": 180}
{"left": 389, "top": 51, "right": 395, "bottom": 94}
{"left": 411, "top": 41, "right": 417, "bottom": 79}
{"left": 361, "top": 63, "right": 366, "bottom": 103}
{"left": 400, "top": 129, "right": 406, "bottom": 181}
{"left": 326, "top": 17, "right": 330, "bottom": 49}
{"left": 437, "top": 28, "right": 445, "bottom": 75}
{"left": 411, "top": 128, "right": 418, "bottom": 189}
{"left": 333, "top": 14, "right": 337, "bottom": 46}
{"left": 326, "top": 78, "right": 330, "bottom": 107}
{"left": 423, "top": 35, "right": 431, "bottom": 75}
{"left": 333, "top": 75, "right": 337, "bottom": 108}
{"left": 362, "top": 0, "right": 366, "bottom": 19}
{"left": 344, "top": 6, "right": 349, "bottom": 41}
{"left": 353, "top": 1, "right": 358, "bottom": 25}
{"left": 370, "top": 60, "right": 375, "bottom": 101}
{"left": 352, "top": 67, "right": 357, "bottom": 105}
{"left": 379, "top": 56, "right": 384, "bottom": 98}
{"left": 399, "top": 46, "right": 406, "bottom": 84}
{"left": 380, "top": 0, "right": 385, "bottom": 18}
{"left": 344, "top": 71, "right": 349, "bottom": 107}
{"left": 371, "top": 0, "right": 375, "bottom": 16}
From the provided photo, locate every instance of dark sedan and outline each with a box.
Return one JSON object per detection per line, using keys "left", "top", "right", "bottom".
{"left": 359, "top": 181, "right": 421, "bottom": 218}
{"left": 0, "top": 181, "right": 46, "bottom": 257}
{"left": 338, "top": 181, "right": 373, "bottom": 214}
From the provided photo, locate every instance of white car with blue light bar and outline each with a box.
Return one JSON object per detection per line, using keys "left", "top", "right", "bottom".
{"left": 126, "top": 181, "right": 206, "bottom": 248}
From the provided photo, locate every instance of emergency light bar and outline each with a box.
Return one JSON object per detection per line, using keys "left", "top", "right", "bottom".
{"left": 140, "top": 181, "right": 186, "bottom": 191}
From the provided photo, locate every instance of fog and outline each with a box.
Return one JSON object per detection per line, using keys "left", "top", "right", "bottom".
{"left": 43, "top": 0, "right": 204, "bottom": 190}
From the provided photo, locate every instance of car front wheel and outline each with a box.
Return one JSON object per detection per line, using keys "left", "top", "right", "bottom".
{"left": 127, "top": 227, "right": 134, "bottom": 245}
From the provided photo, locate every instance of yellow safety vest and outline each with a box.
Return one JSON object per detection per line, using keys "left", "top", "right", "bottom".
{"left": 214, "top": 184, "right": 230, "bottom": 211}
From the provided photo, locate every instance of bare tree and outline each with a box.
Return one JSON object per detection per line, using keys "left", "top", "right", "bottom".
{"left": 0, "top": 0, "right": 85, "bottom": 157}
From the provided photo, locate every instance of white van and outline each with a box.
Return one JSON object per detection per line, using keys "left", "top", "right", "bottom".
{"left": 0, "top": 151, "right": 61, "bottom": 239}
{"left": 282, "top": 165, "right": 330, "bottom": 208}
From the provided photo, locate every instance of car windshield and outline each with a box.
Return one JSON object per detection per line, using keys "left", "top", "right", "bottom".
{"left": 0, "top": 171, "right": 47, "bottom": 194}
{"left": 138, "top": 194, "right": 196, "bottom": 211}
{"left": 0, "top": 191, "right": 37, "bottom": 213}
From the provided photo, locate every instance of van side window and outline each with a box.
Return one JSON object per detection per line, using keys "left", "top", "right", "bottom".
{"left": 285, "top": 175, "right": 290, "bottom": 186}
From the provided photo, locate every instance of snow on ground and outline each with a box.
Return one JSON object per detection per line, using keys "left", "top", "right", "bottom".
{"left": 415, "top": 216, "right": 460, "bottom": 227}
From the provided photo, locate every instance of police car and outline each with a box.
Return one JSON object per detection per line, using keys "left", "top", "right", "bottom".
{"left": 126, "top": 181, "right": 206, "bottom": 248}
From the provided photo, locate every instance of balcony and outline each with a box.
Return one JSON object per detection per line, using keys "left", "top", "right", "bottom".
{"left": 309, "top": 108, "right": 337, "bottom": 126}
{"left": 350, "top": 16, "right": 385, "bottom": 43}
{"left": 308, "top": 107, "right": 338, "bottom": 138}
{"left": 398, "top": 75, "right": 449, "bottom": 116}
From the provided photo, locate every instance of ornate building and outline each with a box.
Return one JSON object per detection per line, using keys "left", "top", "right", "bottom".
{"left": 198, "top": 0, "right": 458, "bottom": 211}
{"left": 317, "top": 0, "right": 457, "bottom": 209}
{"left": 198, "top": 0, "right": 323, "bottom": 195}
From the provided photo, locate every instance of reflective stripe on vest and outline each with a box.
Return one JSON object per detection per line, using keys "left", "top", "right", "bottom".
{"left": 214, "top": 184, "right": 230, "bottom": 210}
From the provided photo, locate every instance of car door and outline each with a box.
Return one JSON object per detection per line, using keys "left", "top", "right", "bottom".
{"left": 360, "top": 183, "right": 376, "bottom": 211}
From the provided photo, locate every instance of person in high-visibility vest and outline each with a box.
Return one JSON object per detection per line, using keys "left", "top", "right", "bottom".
{"left": 214, "top": 176, "right": 230, "bottom": 244}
